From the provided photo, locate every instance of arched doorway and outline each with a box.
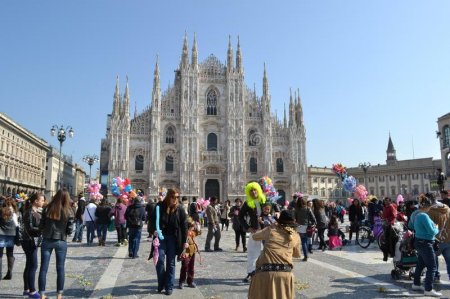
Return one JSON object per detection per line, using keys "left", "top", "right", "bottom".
{"left": 278, "top": 190, "right": 286, "bottom": 202}
{"left": 205, "top": 179, "right": 220, "bottom": 200}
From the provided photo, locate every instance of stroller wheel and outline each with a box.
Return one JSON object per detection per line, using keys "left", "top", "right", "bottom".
{"left": 408, "top": 270, "right": 414, "bottom": 280}
{"left": 391, "top": 269, "right": 400, "bottom": 280}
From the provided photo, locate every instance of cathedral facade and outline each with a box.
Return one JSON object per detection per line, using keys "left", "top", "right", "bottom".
{"left": 101, "top": 35, "right": 308, "bottom": 201}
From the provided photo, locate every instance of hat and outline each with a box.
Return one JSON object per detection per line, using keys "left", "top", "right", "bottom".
{"left": 276, "top": 210, "right": 298, "bottom": 227}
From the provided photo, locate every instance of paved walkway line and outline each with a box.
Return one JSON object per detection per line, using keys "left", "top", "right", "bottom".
{"left": 308, "top": 257, "right": 417, "bottom": 297}
{"left": 91, "top": 245, "right": 128, "bottom": 298}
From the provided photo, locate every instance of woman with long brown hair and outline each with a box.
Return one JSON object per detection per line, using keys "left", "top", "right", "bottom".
{"left": 21, "top": 192, "right": 45, "bottom": 298}
{"left": 0, "top": 196, "right": 19, "bottom": 282}
{"left": 38, "top": 189, "right": 74, "bottom": 299}
{"left": 149, "top": 188, "right": 187, "bottom": 296}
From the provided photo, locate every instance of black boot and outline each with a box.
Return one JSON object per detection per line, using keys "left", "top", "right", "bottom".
{"left": 3, "top": 256, "right": 14, "bottom": 280}
{"left": 308, "top": 244, "right": 313, "bottom": 254}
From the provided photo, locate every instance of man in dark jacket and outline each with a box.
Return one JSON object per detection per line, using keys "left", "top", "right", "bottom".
{"left": 72, "top": 193, "right": 86, "bottom": 242}
{"left": 125, "top": 198, "right": 146, "bottom": 258}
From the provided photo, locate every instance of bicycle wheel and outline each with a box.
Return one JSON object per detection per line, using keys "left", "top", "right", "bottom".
{"left": 357, "top": 226, "right": 372, "bottom": 248}
{"left": 377, "top": 231, "right": 385, "bottom": 250}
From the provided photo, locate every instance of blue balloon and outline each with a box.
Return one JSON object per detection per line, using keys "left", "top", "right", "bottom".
{"left": 343, "top": 176, "right": 357, "bottom": 192}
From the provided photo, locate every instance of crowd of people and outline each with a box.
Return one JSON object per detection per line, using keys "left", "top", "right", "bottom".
{"left": 1, "top": 184, "right": 449, "bottom": 298}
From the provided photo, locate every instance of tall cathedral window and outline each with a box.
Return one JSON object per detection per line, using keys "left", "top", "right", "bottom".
{"left": 165, "top": 126, "right": 175, "bottom": 144}
{"left": 444, "top": 125, "right": 450, "bottom": 148}
{"left": 276, "top": 158, "right": 284, "bottom": 173}
{"left": 135, "top": 155, "right": 144, "bottom": 172}
{"left": 206, "top": 89, "right": 217, "bottom": 115}
{"left": 249, "top": 157, "right": 257, "bottom": 174}
{"left": 207, "top": 133, "right": 218, "bottom": 151}
{"left": 165, "top": 155, "right": 174, "bottom": 172}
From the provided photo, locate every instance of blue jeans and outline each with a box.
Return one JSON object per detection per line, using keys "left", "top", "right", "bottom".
{"left": 156, "top": 235, "right": 177, "bottom": 292}
{"left": 97, "top": 224, "right": 108, "bottom": 243}
{"left": 85, "top": 221, "right": 95, "bottom": 244}
{"left": 22, "top": 240, "right": 38, "bottom": 292}
{"left": 439, "top": 241, "right": 450, "bottom": 278}
{"left": 38, "top": 239, "right": 67, "bottom": 296}
{"left": 299, "top": 233, "right": 308, "bottom": 258}
{"left": 414, "top": 238, "right": 437, "bottom": 291}
{"left": 128, "top": 227, "right": 142, "bottom": 257}
{"left": 72, "top": 220, "right": 84, "bottom": 241}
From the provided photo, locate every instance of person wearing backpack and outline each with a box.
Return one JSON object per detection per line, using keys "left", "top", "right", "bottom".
{"left": 109, "top": 198, "right": 127, "bottom": 246}
{"left": 82, "top": 198, "right": 97, "bottom": 246}
{"left": 125, "top": 197, "right": 146, "bottom": 258}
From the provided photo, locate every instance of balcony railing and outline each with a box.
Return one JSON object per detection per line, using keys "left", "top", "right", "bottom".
{"left": 201, "top": 150, "right": 224, "bottom": 163}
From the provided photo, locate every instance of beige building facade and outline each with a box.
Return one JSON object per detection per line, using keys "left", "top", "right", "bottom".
{"left": 437, "top": 112, "right": 450, "bottom": 191}
{"left": 0, "top": 113, "right": 49, "bottom": 196}
{"left": 308, "top": 135, "right": 442, "bottom": 203}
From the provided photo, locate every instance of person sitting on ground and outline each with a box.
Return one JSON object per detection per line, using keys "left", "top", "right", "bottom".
{"left": 248, "top": 209, "right": 300, "bottom": 299}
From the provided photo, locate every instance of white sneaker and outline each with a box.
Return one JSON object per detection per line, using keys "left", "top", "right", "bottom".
{"left": 424, "top": 289, "right": 442, "bottom": 297}
{"left": 411, "top": 284, "right": 424, "bottom": 291}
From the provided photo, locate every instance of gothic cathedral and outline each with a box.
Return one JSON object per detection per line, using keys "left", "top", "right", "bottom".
{"left": 102, "top": 34, "right": 308, "bottom": 201}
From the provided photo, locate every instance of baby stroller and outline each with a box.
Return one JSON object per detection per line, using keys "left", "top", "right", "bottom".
{"left": 391, "top": 226, "right": 418, "bottom": 280}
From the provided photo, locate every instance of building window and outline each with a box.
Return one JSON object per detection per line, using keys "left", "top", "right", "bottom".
{"left": 276, "top": 158, "right": 284, "bottom": 173}
{"left": 206, "top": 89, "right": 218, "bottom": 115}
{"left": 401, "top": 184, "right": 408, "bottom": 194}
{"left": 321, "top": 178, "right": 325, "bottom": 183}
{"left": 165, "top": 126, "right": 175, "bottom": 143}
{"left": 165, "top": 155, "right": 174, "bottom": 172}
{"left": 321, "top": 188, "right": 325, "bottom": 197}
{"left": 135, "top": 155, "right": 144, "bottom": 172}
{"left": 380, "top": 186, "right": 385, "bottom": 197}
{"left": 313, "top": 188, "right": 318, "bottom": 195}
{"left": 379, "top": 176, "right": 385, "bottom": 182}
{"left": 207, "top": 133, "right": 218, "bottom": 151}
{"left": 425, "top": 184, "right": 429, "bottom": 193}
{"left": 413, "top": 184, "right": 419, "bottom": 195}
{"left": 444, "top": 125, "right": 450, "bottom": 148}
{"left": 335, "top": 189, "right": 340, "bottom": 197}
{"left": 412, "top": 173, "right": 419, "bottom": 180}
{"left": 369, "top": 177, "right": 375, "bottom": 183}
{"left": 328, "top": 188, "right": 332, "bottom": 197}
{"left": 249, "top": 157, "right": 257, "bottom": 174}
{"left": 369, "top": 187, "right": 375, "bottom": 195}
{"left": 391, "top": 186, "right": 396, "bottom": 196}
{"left": 313, "top": 177, "right": 318, "bottom": 183}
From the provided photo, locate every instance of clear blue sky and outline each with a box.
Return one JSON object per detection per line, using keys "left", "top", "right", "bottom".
{"left": 1, "top": 1, "right": 449, "bottom": 173}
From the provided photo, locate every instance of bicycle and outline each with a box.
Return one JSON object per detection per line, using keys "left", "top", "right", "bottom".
{"left": 357, "top": 217, "right": 385, "bottom": 249}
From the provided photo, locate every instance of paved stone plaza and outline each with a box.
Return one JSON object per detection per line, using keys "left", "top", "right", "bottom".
{"left": 1, "top": 224, "right": 450, "bottom": 299}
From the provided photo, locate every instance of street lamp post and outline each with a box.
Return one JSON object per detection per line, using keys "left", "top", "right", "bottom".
{"left": 83, "top": 154, "right": 99, "bottom": 182}
{"left": 50, "top": 125, "right": 74, "bottom": 189}
{"left": 358, "top": 162, "right": 372, "bottom": 186}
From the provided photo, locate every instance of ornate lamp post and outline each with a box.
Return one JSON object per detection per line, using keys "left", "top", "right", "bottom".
{"left": 50, "top": 125, "right": 74, "bottom": 189}
{"left": 358, "top": 162, "right": 372, "bottom": 186}
{"left": 83, "top": 154, "right": 99, "bottom": 182}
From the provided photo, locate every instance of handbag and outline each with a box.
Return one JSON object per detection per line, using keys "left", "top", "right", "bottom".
{"left": 14, "top": 226, "right": 22, "bottom": 246}
{"left": 306, "top": 225, "right": 316, "bottom": 237}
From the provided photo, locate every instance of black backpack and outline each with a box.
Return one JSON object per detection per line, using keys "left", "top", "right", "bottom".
{"left": 189, "top": 202, "right": 197, "bottom": 216}
{"left": 127, "top": 207, "right": 143, "bottom": 227}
